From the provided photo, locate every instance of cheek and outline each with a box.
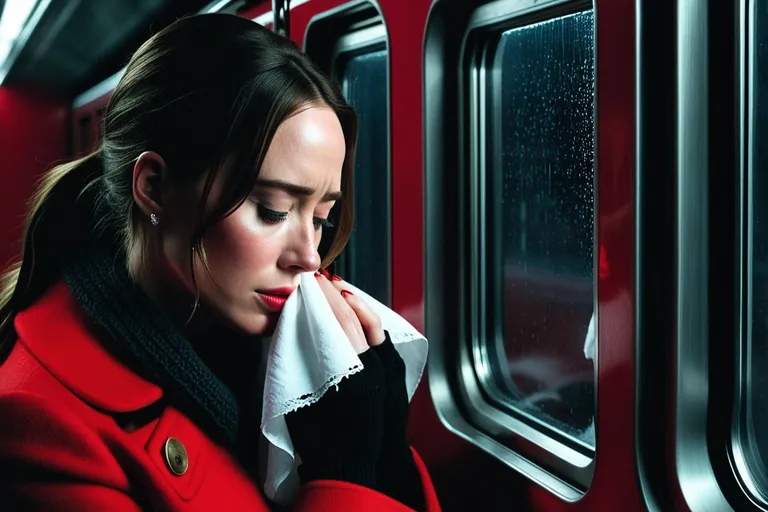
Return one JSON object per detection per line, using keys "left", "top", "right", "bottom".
{"left": 198, "top": 210, "right": 276, "bottom": 286}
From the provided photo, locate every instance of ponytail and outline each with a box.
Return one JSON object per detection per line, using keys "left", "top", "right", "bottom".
{"left": 0, "top": 151, "right": 103, "bottom": 362}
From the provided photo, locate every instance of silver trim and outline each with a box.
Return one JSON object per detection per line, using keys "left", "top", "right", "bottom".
{"left": 732, "top": 0, "right": 768, "bottom": 507}
{"left": 301, "top": 0, "right": 384, "bottom": 49}
{"left": 468, "top": 0, "right": 573, "bottom": 30}
{"left": 633, "top": 1, "right": 663, "bottom": 510}
{"left": 253, "top": 0, "right": 311, "bottom": 25}
{"left": 0, "top": 0, "right": 53, "bottom": 85}
{"left": 331, "top": 24, "right": 386, "bottom": 61}
{"left": 425, "top": 0, "right": 596, "bottom": 501}
{"left": 675, "top": 0, "right": 733, "bottom": 509}
{"left": 201, "top": 0, "right": 236, "bottom": 13}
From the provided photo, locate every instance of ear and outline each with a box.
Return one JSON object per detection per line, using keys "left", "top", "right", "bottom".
{"left": 132, "top": 151, "right": 168, "bottom": 220}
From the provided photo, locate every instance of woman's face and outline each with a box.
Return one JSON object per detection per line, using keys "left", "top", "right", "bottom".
{"left": 160, "top": 105, "right": 346, "bottom": 336}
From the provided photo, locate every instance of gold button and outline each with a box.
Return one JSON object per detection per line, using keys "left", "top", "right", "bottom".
{"left": 163, "top": 437, "right": 188, "bottom": 476}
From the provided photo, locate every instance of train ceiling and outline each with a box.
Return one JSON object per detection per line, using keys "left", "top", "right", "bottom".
{"left": 2, "top": 0, "right": 240, "bottom": 96}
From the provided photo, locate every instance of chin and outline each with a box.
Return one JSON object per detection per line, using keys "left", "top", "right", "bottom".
{"left": 202, "top": 295, "right": 279, "bottom": 337}
{"left": 228, "top": 313, "right": 277, "bottom": 337}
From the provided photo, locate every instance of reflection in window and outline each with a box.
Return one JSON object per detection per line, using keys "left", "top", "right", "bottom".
{"left": 741, "top": 0, "right": 768, "bottom": 500}
{"left": 334, "top": 49, "right": 390, "bottom": 305}
{"left": 476, "top": 10, "right": 595, "bottom": 446}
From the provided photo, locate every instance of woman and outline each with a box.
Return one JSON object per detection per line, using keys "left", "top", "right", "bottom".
{"left": 0, "top": 13, "right": 440, "bottom": 512}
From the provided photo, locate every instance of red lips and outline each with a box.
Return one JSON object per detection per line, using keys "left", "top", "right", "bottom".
{"left": 256, "top": 287, "right": 296, "bottom": 312}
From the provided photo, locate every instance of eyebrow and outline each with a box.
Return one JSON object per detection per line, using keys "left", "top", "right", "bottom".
{"left": 255, "top": 178, "right": 342, "bottom": 202}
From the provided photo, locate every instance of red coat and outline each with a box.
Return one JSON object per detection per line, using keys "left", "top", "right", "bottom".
{"left": 0, "top": 282, "right": 441, "bottom": 511}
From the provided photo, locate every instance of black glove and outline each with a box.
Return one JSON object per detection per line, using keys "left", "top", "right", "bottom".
{"left": 371, "top": 332, "right": 425, "bottom": 512}
{"left": 285, "top": 348, "right": 385, "bottom": 489}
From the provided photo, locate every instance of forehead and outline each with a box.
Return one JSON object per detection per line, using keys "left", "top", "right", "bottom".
{"left": 258, "top": 105, "right": 346, "bottom": 190}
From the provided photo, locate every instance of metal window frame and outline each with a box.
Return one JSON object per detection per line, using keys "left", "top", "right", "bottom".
{"left": 330, "top": 24, "right": 387, "bottom": 79}
{"left": 253, "top": 0, "right": 312, "bottom": 26}
{"left": 425, "top": 0, "right": 597, "bottom": 500}
{"left": 673, "top": 0, "right": 736, "bottom": 510}
{"left": 304, "top": 0, "right": 392, "bottom": 307}
{"left": 732, "top": 0, "right": 768, "bottom": 507}
{"left": 332, "top": 26, "right": 391, "bottom": 304}
{"left": 470, "top": 8, "right": 598, "bottom": 444}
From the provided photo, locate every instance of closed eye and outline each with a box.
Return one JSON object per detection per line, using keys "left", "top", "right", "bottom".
{"left": 259, "top": 204, "right": 334, "bottom": 230}
{"left": 313, "top": 217, "right": 334, "bottom": 230}
{"left": 257, "top": 205, "right": 288, "bottom": 224}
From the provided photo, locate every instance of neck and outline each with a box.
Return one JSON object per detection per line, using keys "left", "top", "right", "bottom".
{"left": 135, "top": 248, "right": 216, "bottom": 340}
{"left": 135, "top": 249, "right": 261, "bottom": 391}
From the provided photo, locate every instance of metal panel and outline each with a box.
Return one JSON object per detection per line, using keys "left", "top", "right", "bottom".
{"left": 6, "top": 0, "right": 218, "bottom": 94}
{"left": 676, "top": 0, "right": 734, "bottom": 509}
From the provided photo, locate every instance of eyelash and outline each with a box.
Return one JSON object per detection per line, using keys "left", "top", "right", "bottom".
{"left": 257, "top": 204, "right": 335, "bottom": 230}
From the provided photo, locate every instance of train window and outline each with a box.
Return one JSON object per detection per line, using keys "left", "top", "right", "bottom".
{"left": 425, "top": 0, "right": 596, "bottom": 496}
{"left": 331, "top": 37, "right": 390, "bottom": 305}
{"left": 738, "top": 0, "right": 768, "bottom": 502}
{"left": 305, "top": 7, "right": 391, "bottom": 305}
{"left": 473, "top": 9, "right": 596, "bottom": 444}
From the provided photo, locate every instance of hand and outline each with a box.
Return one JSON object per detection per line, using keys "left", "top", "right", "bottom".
{"left": 284, "top": 270, "right": 387, "bottom": 490}
{"left": 314, "top": 269, "right": 386, "bottom": 353}
{"left": 285, "top": 345, "right": 385, "bottom": 488}
{"left": 371, "top": 334, "right": 424, "bottom": 511}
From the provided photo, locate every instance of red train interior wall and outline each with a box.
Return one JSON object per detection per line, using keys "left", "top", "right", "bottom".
{"left": 0, "top": 87, "right": 69, "bottom": 272}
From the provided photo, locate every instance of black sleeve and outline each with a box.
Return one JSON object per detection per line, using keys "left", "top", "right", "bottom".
{"left": 285, "top": 348, "right": 385, "bottom": 489}
{"left": 371, "top": 333, "right": 425, "bottom": 512}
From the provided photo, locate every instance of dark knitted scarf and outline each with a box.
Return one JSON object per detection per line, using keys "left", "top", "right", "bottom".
{"left": 61, "top": 246, "right": 240, "bottom": 446}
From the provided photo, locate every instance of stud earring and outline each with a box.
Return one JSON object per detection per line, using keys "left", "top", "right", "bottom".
{"left": 150, "top": 213, "right": 159, "bottom": 226}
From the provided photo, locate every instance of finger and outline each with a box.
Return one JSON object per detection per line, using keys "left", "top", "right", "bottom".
{"left": 337, "top": 289, "right": 386, "bottom": 347}
{"left": 327, "top": 274, "right": 385, "bottom": 347}
{"left": 315, "top": 272, "right": 368, "bottom": 353}
{"left": 315, "top": 272, "right": 367, "bottom": 353}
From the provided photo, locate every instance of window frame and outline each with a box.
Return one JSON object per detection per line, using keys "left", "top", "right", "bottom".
{"left": 468, "top": 12, "right": 598, "bottom": 448}
{"left": 331, "top": 25, "right": 391, "bottom": 305}
{"left": 733, "top": 0, "right": 768, "bottom": 507}
{"left": 304, "top": 1, "right": 392, "bottom": 306}
{"left": 330, "top": 24, "right": 387, "bottom": 80}
{"left": 425, "top": 0, "right": 597, "bottom": 500}
{"left": 672, "top": 0, "right": 738, "bottom": 510}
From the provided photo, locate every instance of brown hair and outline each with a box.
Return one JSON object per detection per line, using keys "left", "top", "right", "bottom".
{"left": 0, "top": 13, "right": 357, "bottom": 359}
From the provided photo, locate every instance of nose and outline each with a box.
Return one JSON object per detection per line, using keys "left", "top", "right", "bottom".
{"left": 278, "top": 216, "right": 322, "bottom": 272}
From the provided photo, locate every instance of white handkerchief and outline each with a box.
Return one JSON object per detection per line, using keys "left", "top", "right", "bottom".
{"left": 259, "top": 272, "right": 428, "bottom": 505}
{"left": 583, "top": 311, "right": 596, "bottom": 361}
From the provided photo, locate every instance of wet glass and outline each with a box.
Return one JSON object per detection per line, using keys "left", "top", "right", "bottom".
{"left": 334, "top": 49, "right": 390, "bottom": 305}
{"left": 477, "top": 10, "right": 596, "bottom": 447}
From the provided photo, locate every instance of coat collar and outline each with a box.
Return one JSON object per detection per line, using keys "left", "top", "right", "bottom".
{"left": 14, "top": 280, "right": 164, "bottom": 413}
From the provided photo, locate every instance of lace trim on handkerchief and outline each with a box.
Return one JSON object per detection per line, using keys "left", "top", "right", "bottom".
{"left": 273, "top": 362, "right": 364, "bottom": 417}
{"left": 390, "top": 332, "right": 422, "bottom": 344}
